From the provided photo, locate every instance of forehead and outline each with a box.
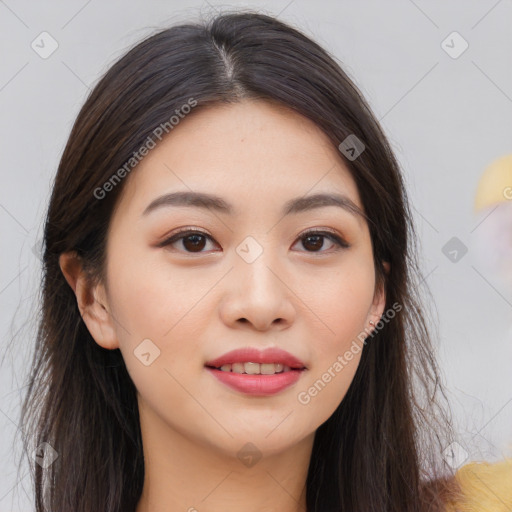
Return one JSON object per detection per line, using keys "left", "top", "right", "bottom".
{"left": 114, "top": 99, "right": 364, "bottom": 220}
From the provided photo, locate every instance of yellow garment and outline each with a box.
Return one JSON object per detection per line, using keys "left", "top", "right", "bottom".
{"left": 474, "top": 154, "right": 512, "bottom": 211}
{"left": 444, "top": 458, "right": 512, "bottom": 512}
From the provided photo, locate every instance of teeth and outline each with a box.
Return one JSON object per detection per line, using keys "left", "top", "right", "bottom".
{"left": 261, "top": 363, "right": 279, "bottom": 375}
{"left": 217, "top": 362, "right": 293, "bottom": 374}
{"left": 232, "top": 362, "right": 245, "bottom": 373}
{"left": 245, "top": 362, "right": 260, "bottom": 374}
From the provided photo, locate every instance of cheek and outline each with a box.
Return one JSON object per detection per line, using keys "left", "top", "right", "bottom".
{"left": 297, "top": 348, "right": 362, "bottom": 434}
{"left": 107, "top": 253, "right": 209, "bottom": 403}
{"left": 106, "top": 247, "right": 217, "bottom": 389}
{"left": 106, "top": 243, "right": 204, "bottom": 337}
{"left": 296, "top": 283, "right": 369, "bottom": 426}
{"left": 296, "top": 259, "right": 374, "bottom": 408}
{"left": 302, "top": 258, "right": 375, "bottom": 349}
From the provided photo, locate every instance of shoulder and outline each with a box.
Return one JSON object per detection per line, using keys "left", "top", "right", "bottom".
{"left": 443, "top": 457, "right": 512, "bottom": 512}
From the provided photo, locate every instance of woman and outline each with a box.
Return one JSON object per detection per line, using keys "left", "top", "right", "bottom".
{"left": 19, "top": 10, "right": 504, "bottom": 512}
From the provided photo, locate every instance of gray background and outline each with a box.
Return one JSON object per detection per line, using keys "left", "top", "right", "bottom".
{"left": 1, "top": 1, "right": 512, "bottom": 510}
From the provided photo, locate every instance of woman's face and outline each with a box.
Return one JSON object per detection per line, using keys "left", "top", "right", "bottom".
{"left": 79, "top": 100, "right": 386, "bottom": 458}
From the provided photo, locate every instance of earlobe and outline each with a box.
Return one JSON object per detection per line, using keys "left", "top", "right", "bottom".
{"left": 59, "top": 252, "right": 119, "bottom": 350}
{"left": 372, "top": 285, "right": 387, "bottom": 323}
{"left": 369, "top": 261, "right": 390, "bottom": 326}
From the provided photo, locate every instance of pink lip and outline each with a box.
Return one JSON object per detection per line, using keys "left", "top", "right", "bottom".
{"left": 204, "top": 347, "right": 307, "bottom": 396}
{"left": 205, "top": 347, "right": 307, "bottom": 369}
{"left": 206, "top": 367, "right": 304, "bottom": 396}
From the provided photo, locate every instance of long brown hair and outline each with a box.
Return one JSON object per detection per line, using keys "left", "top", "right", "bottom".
{"left": 17, "top": 10, "right": 462, "bottom": 511}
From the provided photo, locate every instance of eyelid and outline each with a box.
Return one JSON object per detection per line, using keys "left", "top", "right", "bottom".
{"left": 156, "top": 226, "right": 212, "bottom": 248}
{"left": 299, "top": 227, "right": 350, "bottom": 248}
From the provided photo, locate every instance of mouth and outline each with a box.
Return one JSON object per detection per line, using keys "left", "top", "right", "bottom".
{"left": 204, "top": 347, "right": 307, "bottom": 396}
{"left": 204, "top": 364, "right": 306, "bottom": 396}
{"left": 205, "top": 362, "right": 305, "bottom": 375}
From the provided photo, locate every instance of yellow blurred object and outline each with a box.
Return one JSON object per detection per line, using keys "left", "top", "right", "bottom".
{"left": 474, "top": 154, "right": 512, "bottom": 212}
{"left": 444, "top": 458, "right": 512, "bottom": 512}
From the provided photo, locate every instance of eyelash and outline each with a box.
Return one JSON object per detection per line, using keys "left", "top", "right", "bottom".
{"left": 158, "top": 227, "right": 350, "bottom": 254}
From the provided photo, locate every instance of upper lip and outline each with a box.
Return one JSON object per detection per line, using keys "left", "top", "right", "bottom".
{"left": 205, "top": 347, "right": 307, "bottom": 369}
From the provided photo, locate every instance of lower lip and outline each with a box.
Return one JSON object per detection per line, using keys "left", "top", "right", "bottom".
{"left": 205, "top": 367, "right": 305, "bottom": 396}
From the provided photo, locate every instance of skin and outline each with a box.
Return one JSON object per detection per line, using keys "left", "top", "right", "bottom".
{"left": 60, "top": 99, "right": 388, "bottom": 512}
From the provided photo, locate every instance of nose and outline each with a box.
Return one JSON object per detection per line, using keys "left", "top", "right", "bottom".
{"left": 219, "top": 252, "right": 296, "bottom": 332}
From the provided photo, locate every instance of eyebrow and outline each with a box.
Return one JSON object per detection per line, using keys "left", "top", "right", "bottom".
{"left": 142, "top": 191, "right": 367, "bottom": 222}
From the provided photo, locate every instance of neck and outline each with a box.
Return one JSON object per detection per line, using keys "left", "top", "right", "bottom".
{"left": 134, "top": 398, "right": 313, "bottom": 512}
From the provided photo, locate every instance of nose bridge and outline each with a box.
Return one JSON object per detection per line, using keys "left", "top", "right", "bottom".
{"left": 235, "top": 235, "right": 282, "bottom": 297}
{"left": 220, "top": 234, "right": 295, "bottom": 329}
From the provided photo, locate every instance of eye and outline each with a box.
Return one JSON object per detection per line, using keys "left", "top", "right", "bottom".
{"left": 158, "top": 227, "right": 350, "bottom": 254}
{"left": 292, "top": 229, "right": 350, "bottom": 253}
{"left": 158, "top": 228, "right": 217, "bottom": 253}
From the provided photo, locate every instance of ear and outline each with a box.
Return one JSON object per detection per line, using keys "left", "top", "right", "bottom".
{"left": 59, "top": 252, "right": 119, "bottom": 350}
{"left": 368, "top": 260, "right": 390, "bottom": 326}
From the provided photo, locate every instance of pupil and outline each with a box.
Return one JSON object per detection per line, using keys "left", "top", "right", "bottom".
{"left": 304, "top": 235, "right": 323, "bottom": 251}
{"left": 184, "top": 234, "right": 205, "bottom": 252}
